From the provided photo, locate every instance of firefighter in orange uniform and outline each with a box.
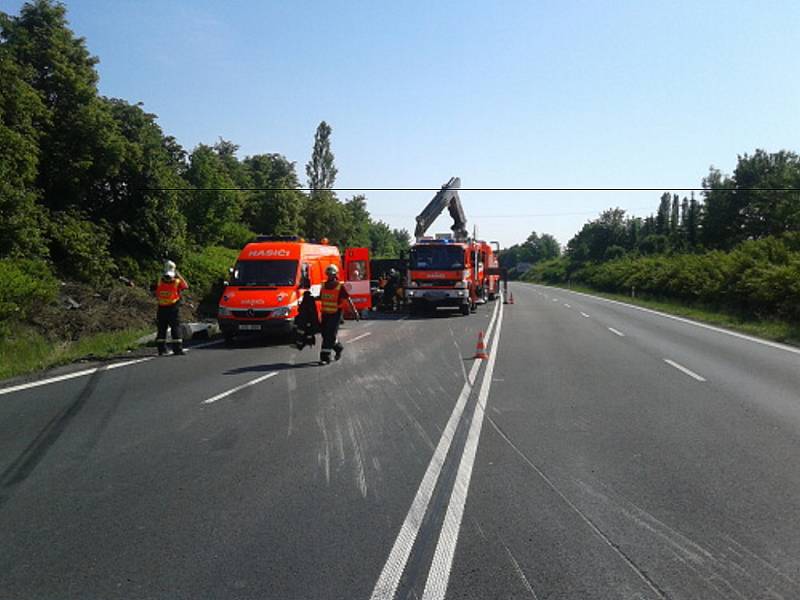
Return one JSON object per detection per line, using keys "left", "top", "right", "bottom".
{"left": 154, "top": 260, "right": 189, "bottom": 356}
{"left": 318, "top": 264, "right": 359, "bottom": 364}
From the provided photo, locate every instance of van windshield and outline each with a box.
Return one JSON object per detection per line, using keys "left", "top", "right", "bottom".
{"left": 410, "top": 245, "right": 465, "bottom": 270}
{"left": 233, "top": 260, "right": 298, "bottom": 286}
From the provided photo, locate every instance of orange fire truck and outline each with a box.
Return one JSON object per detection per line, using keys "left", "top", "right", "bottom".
{"left": 405, "top": 178, "right": 501, "bottom": 315}
{"left": 217, "top": 236, "right": 370, "bottom": 343}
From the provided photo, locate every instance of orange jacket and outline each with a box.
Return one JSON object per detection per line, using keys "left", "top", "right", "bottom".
{"left": 156, "top": 277, "right": 188, "bottom": 307}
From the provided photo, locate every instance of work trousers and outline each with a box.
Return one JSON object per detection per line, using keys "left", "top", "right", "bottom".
{"left": 156, "top": 305, "right": 182, "bottom": 354}
{"left": 320, "top": 312, "right": 343, "bottom": 362}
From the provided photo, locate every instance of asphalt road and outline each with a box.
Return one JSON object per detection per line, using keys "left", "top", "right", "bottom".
{"left": 1, "top": 283, "right": 799, "bottom": 599}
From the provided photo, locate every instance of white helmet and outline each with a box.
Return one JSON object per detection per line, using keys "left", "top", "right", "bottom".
{"left": 325, "top": 264, "right": 339, "bottom": 276}
{"left": 163, "top": 259, "right": 177, "bottom": 279}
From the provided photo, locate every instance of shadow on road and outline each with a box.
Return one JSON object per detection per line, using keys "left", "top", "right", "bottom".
{"left": 223, "top": 361, "right": 318, "bottom": 375}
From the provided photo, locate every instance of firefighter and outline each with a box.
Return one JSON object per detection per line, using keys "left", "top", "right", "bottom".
{"left": 154, "top": 260, "right": 188, "bottom": 356}
{"left": 382, "top": 268, "right": 399, "bottom": 311}
{"left": 318, "top": 264, "right": 359, "bottom": 364}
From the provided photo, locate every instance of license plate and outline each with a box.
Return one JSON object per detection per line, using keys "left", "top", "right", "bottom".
{"left": 239, "top": 324, "right": 261, "bottom": 331}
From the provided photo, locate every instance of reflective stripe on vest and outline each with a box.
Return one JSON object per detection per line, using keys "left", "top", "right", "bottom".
{"left": 320, "top": 283, "right": 342, "bottom": 314}
{"left": 156, "top": 278, "right": 182, "bottom": 306}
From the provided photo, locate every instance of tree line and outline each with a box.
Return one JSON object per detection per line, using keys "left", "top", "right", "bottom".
{"left": 0, "top": 0, "right": 410, "bottom": 288}
{"left": 522, "top": 150, "right": 800, "bottom": 322}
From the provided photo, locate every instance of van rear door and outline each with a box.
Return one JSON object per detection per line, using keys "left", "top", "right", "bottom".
{"left": 343, "top": 247, "right": 371, "bottom": 316}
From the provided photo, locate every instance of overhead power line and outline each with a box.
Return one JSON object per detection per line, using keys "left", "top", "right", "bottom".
{"left": 139, "top": 187, "right": 800, "bottom": 192}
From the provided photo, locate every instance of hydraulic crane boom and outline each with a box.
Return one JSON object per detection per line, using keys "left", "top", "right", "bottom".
{"left": 414, "top": 177, "right": 468, "bottom": 241}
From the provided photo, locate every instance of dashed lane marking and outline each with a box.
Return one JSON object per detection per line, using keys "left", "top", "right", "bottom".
{"left": 552, "top": 286, "right": 800, "bottom": 357}
{"left": 201, "top": 371, "right": 279, "bottom": 404}
{"left": 664, "top": 359, "right": 706, "bottom": 382}
{"left": 608, "top": 327, "right": 625, "bottom": 337}
{"left": 580, "top": 312, "right": 590, "bottom": 318}
{"left": 348, "top": 332, "right": 372, "bottom": 343}
{"left": 564, "top": 304, "right": 571, "bottom": 308}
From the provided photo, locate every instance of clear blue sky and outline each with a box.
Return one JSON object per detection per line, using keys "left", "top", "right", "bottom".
{"left": 6, "top": 0, "right": 800, "bottom": 247}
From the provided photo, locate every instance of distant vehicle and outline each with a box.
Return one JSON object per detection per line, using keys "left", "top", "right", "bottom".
{"left": 217, "top": 236, "right": 369, "bottom": 343}
{"left": 406, "top": 177, "right": 500, "bottom": 315}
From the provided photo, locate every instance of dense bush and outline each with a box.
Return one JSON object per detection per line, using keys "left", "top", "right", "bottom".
{"left": 0, "top": 258, "right": 58, "bottom": 323}
{"left": 47, "top": 210, "right": 115, "bottom": 284}
{"left": 527, "top": 235, "right": 800, "bottom": 322}
{"left": 180, "top": 246, "right": 239, "bottom": 313}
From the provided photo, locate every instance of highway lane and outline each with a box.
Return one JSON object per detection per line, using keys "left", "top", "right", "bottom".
{"left": 0, "top": 308, "right": 497, "bottom": 599}
{"left": 447, "top": 283, "right": 800, "bottom": 599}
{"left": 2, "top": 284, "right": 800, "bottom": 599}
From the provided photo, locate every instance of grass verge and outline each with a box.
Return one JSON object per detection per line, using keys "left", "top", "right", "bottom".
{"left": 0, "top": 324, "right": 152, "bottom": 381}
{"left": 526, "top": 282, "right": 800, "bottom": 348}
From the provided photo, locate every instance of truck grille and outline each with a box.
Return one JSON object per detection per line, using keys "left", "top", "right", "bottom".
{"left": 417, "top": 280, "right": 457, "bottom": 287}
{"left": 232, "top": 309, "right": 272, "bottom": 318}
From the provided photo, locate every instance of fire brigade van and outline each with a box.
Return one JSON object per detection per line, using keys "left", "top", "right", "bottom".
{"left": 217, "top": 236, "right": 370, "bottom": 343}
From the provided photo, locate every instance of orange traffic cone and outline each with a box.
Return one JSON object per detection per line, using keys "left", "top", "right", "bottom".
{"left": 474, "top": 331, "right": 489, "bottom": 359}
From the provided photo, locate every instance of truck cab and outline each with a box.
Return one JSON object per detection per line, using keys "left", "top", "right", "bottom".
{"left": 406, "top": 238, "right": 476, "bottom": 315}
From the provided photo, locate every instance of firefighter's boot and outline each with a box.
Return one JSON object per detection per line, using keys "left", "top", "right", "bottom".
{"left": 334, "top": 342, "right": 344, "bottom": 361}
{"left": 171, "top": 339, "right": 184, "bottom": 356}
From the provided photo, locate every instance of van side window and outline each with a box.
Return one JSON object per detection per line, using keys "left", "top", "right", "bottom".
{"left": 300, "top": 263, "right": 311, "bottom": 289}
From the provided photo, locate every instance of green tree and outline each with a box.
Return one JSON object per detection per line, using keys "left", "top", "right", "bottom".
{"left": 303, "top": 121, "right": 347, "bottom": 243}
{"left": 306, "top": 121, "right": 337, "bottom": 193}
{"left": 0, "top": 40, "right": 46, "bottom": 258}
{"left": 3, "top": 0, "right": 124, "bottom": 215}
{"left": 343, "top": 195, "right": 371, "bottom": 248}
{"left": 242, "top": 153, "right": 305, "bottom": 236}
{"left": 392, "top": 228, "right": 411, "bottom": 255}
{"left": 656, "top": 192, "right": 671, "bottom": 235}
{"left": 101, "top": 98, "right": 187, "bottom": 264}
{"left": 184, "top": 144, "right": 241, "bottom": 246}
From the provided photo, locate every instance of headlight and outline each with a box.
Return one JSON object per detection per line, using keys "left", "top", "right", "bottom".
{"left": 408, "top": 281, "right": 419, "bottom": 288}
{"left": 272, "top": 306, "right": 291, "bottom": 318}
{"left": 218, "top": 306, "right": 233, "bottom": 317}
{"left": 407, "top": 290, "right": 416, "bottom": 297}
{"left": 456, "top": 290, "right": 465, "bottom": 297}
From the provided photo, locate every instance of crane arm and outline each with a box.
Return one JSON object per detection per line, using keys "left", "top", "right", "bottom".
{"left": 413, "top": 177, "right": 468, "bottom": 240}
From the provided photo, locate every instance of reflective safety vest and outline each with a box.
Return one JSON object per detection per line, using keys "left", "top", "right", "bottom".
{"left": 320, "top": 282, "right": 342, "bottom": 314}
{"left": 156, "top": 277, "right": 187, "bottom": 307}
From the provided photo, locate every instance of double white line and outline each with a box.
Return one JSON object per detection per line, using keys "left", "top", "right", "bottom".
{"left": 370, "top": 297, "right": 505, "bottom": 600}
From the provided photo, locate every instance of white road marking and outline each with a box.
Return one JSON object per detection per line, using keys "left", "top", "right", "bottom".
{"left": 349, "top": 332, "right": 372, "bottom": 343}
{"left": 369, "top": 296, "right": 502, "bottom": 600}
{"left": 549, "top": 286, "right": 800, "bottom": 356}
{"left": 183, "top": 339, "right": 225, "bottom": 352}
{"left": 104, "top": 357, "right": 153, "bottom": 370}
{"left": 580, "top": 312, "right": 590, "bottom": 318}
{"left": 422, "top": 291, "right": 505, "bottom": 600}
{"left": 563, "top": 304, "right": 571, "bottom": 308}
{"left": 552, "top": 298, "right": 559, "bottom": 302}
{"left": 0, "top": 338, "right": 229, "bottom": 397}
{"left": 201, "top": 371, "right": 279, "bottom": 404}
{"left": 664, "top": 359, "right": 706, "bottom": 382}
{"left": 608, "top": 327, "right": 625, "bottom": 337}
{"left": 0, "top": 357, "right": 154, "bottom": 397}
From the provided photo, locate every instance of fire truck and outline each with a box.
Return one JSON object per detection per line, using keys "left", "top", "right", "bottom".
{"left": 217, "top": 236, "right": 370, "bottom": 343}
{"left": 405, "top": 177, "right": 501, "bottom": 315}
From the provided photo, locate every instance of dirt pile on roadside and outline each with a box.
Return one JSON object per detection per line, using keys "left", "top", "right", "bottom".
{"left": 30, "top": 281, "right": 200, "bottom": 341}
